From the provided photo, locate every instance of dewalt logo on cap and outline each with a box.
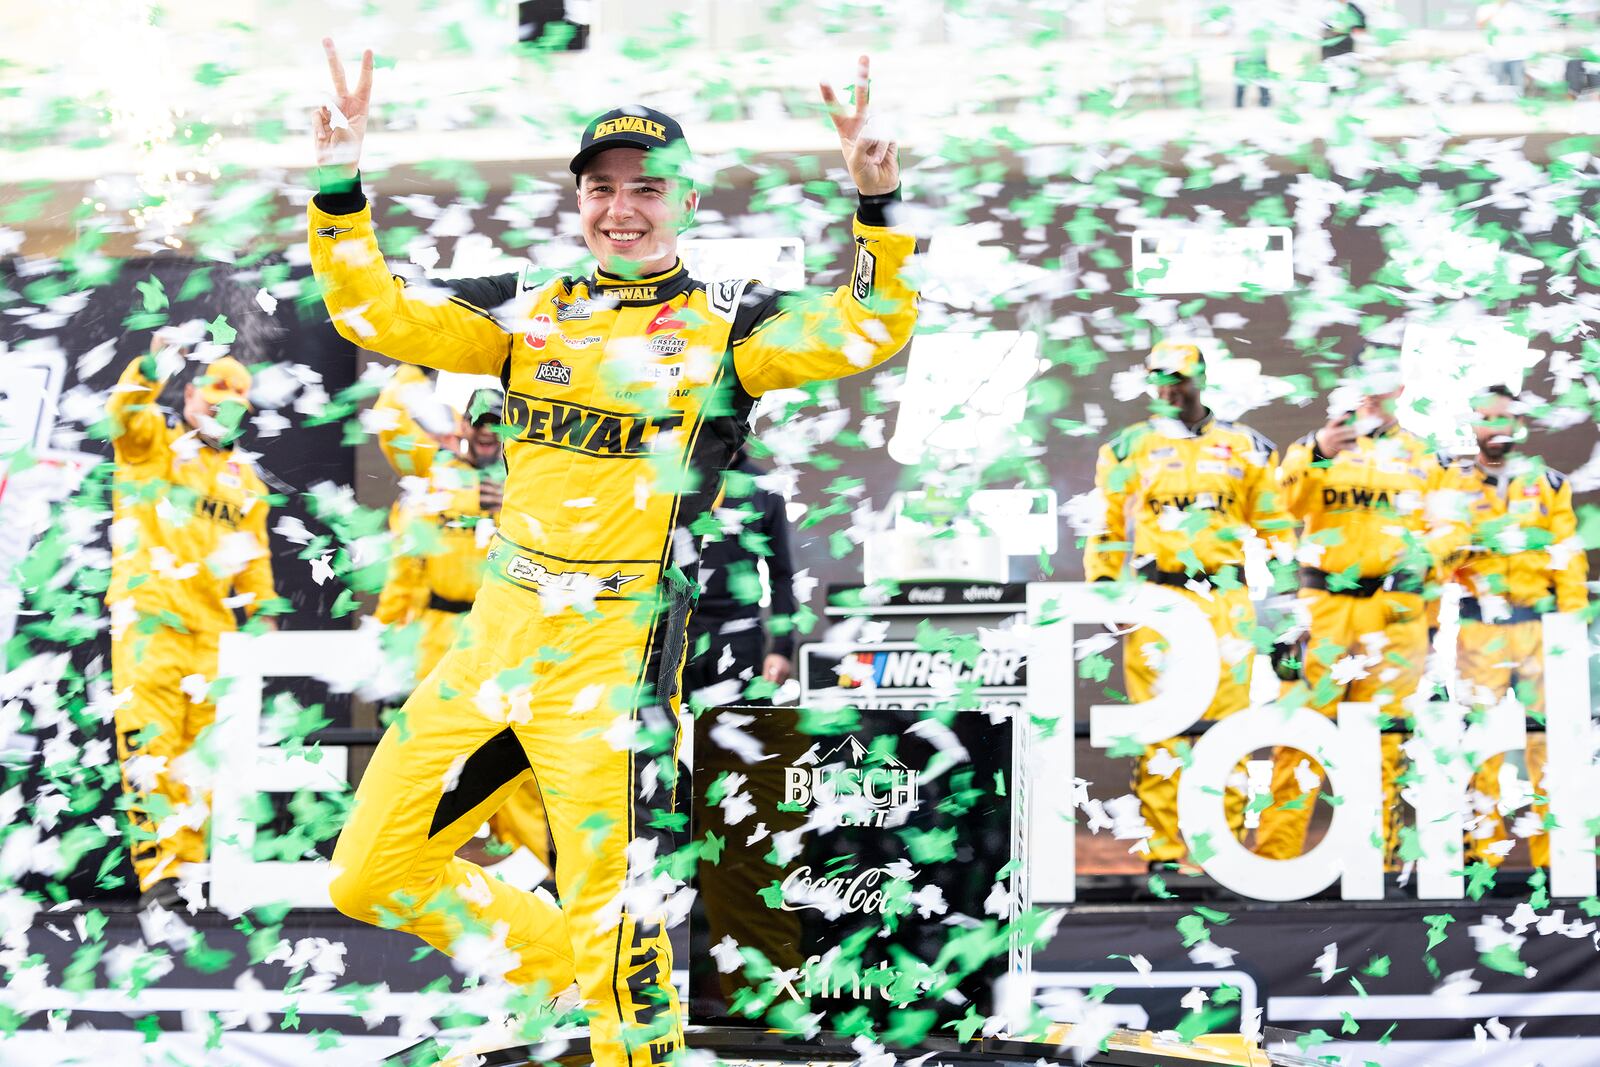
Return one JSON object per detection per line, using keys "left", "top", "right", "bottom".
{"left": 570, "top": 105, "right": 689, "bottom": 177}
{"left": 592, "top": 116, "right": 667, "bottom": 141}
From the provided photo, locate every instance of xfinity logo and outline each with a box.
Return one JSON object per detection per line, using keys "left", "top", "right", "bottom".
{"left": 776, "top": 956, "right": 922, "bottom": 1003}
{"left": 963, "top": 586, "right": 1005, "bottom": 602}
{"left": 783, "top": 737, "right": 919, "bottom": 827}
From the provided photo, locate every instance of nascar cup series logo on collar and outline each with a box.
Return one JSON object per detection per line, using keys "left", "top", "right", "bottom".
{"left": 784, "top": 736, "right": 919, "bottom": 828}
{"left": 553, "top": 296, "right": 593, "bottom": 322}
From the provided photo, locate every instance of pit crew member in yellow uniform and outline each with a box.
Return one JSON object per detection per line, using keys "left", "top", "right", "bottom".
{"left": 106, "top": 348, "right": 279, "bottom": 908}
{"left": 1086, "top": 341, "right": 1296, "bottom": 869}
{"left": 1447, "top": 386, "right": 1586, "bottom": 867}
{"left": 1257, "top": 357, "right": 1469, "bottom": 861}
{"left": 372, "top": 382, "right": 553, "bottom": 868}
{"left": 311, "top": 43, "right": 917, "bottom": 1066}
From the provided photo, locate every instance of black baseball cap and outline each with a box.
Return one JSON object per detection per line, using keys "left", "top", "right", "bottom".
{"left": 467, "top": 385, "right": 504, "bottom": 426}
{"left": 569, "top": 105, "right": 691, "bottom": 178}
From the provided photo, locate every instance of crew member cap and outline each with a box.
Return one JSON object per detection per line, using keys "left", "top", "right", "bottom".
{"left": 467, "top": 385, "right": 505, "bottom": 426}
{"left": 196, "top": 356, "right": 253, "bottom": 410}
{"left": 1145, "top": 340, "right": 1205, "bottom": 380}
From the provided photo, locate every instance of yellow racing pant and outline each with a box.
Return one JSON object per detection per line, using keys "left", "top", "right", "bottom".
{"left": 1458, "top": 617, "right": 1550, "bottom": 868}
{"left": 1125, "top": 583, "right": 1253, "bottom": 863}
{"left": 112, "top": 624, "right": 220, "bottom": 893}
{"left": 331, "top": 575, "right": 685, "bottom": 1067}
{"left": 1257, "top": 587, "right": 1424, "bottom": 861}
{"left": 407, "top": 604, "right": 552, "bottom": 868}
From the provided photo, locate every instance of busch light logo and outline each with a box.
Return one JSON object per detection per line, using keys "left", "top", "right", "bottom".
{"left": 783, "top": 736, "right": 919, "bottom": 828}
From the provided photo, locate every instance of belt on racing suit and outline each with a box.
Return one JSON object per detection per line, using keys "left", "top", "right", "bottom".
{"left": 1138, "top": 564, "right": 1220, "bottom": 588}
{"left": 428, "top": 593, "right": 474, "bottom": 614}
{"left": 1298, "top": 566, "right": 1424, "bottom": 597}
{"left": 1458, "top": 597, "right": 1546, "bottom": 625}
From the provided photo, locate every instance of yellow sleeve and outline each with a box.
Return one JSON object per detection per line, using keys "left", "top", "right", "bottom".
{"left": 1277, "top": 435, "right": 1320, "bottom": 518}
{"left": 1250, "top": 447, "right": 1298, "bottom": 562}
{"left": 731, "top": 216, "right": 918, "bottom": 396}
{"left": 1550, "top": 477, "right": 1589, "bottom": 613}
{"left": 1084, "top": 436, "right": 1134, "bottom": 581}
{"left": 234, "top": 475, "right": 279, "bottom": 615}
{"left": 1423, "top": 458, "right": 1473, "bottom": 569}
{"left": 373, "top": 365, "right": 438, "bottom": 479}
{"left": 374, "top": 505, "right": 429, "bottom": 626}
{"left": 107, "top": 356, "right": 168, "bottom": 465}
{"left": 308, "top": 199, "right": 511, "bottom": 376}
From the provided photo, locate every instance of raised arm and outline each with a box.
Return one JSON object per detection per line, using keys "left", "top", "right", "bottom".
{"left": 731, "top": 56, "right": 917, "bottom": 395}
{"left": 309, "top": 39, "right": 514, "bottom": 376}
{"left": 107, "top": 352, "right": 172, "bottom": 465}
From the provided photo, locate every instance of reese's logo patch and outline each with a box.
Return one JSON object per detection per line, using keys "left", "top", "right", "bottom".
{"left": 535, "top": 359, "right": 573, "bottom": 386}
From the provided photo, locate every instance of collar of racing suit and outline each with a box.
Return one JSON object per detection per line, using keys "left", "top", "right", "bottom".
{"left": 1151, "top": 408, "right": 1215, "bottom": 439}
{"left": 589, "top": 259, "right": 694, "bottom": 306}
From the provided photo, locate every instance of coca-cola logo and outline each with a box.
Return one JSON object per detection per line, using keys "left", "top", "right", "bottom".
{"left": 779, "top": 864, "right": 904, "bottom": 917}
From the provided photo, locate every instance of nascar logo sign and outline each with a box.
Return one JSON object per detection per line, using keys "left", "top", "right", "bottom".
{"left": 801, "top": 642, "right": 1026, "bottom": 714}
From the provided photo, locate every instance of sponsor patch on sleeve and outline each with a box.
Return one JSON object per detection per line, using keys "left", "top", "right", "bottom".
{"left": 852, "top": 240, "right": 877, "bottom": 302}
{"left": 706, "top": 278, "right": 749, "bottom": 323}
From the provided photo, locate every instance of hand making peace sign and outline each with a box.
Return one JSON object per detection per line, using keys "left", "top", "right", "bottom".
{"left": 313, "top": 37, "right": 374, "bottom": 181}
{"left": 820, "top": 55, "right": 900, "bottom": 198}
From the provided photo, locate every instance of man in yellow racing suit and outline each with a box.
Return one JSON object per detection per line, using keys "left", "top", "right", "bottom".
{"left": 106, "top": 349, "right": 279, "bottom": 907}
{"left": 1257, "top": 359, "right": 1469, "bottom": 861}
{"left": 1446, "top": 386, "right": 1587, "bottom": 867}
{"left": 312, "top": 43, "right": 915, "bottom": 1066}
{"left": 1086, "top": 341, "right": 1296, "bottom": 868}
{"left": 372, "top": 379, "right": 553, "bottom": 868}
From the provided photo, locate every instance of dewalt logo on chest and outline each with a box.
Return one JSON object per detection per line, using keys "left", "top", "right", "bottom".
{"left": 505, "top": 391, "right": 683, "bottom": 458}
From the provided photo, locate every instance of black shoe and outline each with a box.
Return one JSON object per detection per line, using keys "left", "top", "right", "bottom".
{"left": 139, "top": 879, "right": 183, "bottom": 911}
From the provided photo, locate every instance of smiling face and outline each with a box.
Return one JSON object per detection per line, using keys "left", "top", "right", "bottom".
{"left": 182, "top": 384, "right": 245, "bottom": 448}
{"left": 1473, "top": 393, "right": 1521, "bottom": 462}
{"left": 459, "top": 413, "right": 503, "bottom": 468}
{"left": 577, "top": 147, "right": 697, "bottom": 276}
{"left": 1355, "top": 387, "right": 1400, "bottom": 429}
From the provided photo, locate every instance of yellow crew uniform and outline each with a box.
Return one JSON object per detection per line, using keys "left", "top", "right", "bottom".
{"left": 310, "top": 179, "right": 916, "bottom": 1067}
{"left": 106, "top": 357, "right": 277, "bottom": 892}
{"left": 370, "top": 378, "right": 554, "bottom": 869}
{"left": 1258, "top": 424, "right": 1469, "bottom": 860}
{"left": 1087, "top": 412, "right": 1296, "bottom": 863}
{"left": 1447, "top": 459, "right": 1586, "bottom": 867}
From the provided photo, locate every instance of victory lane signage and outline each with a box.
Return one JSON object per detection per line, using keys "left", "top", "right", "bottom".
{"left": 690, "top": 706, "right": 1013, "bottom": 1035}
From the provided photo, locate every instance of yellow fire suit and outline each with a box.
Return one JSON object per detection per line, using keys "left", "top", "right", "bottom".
{"left": 372, "top": 363, "right": 442, "bottom": 478}
{"left": 1257, "top": 424, "right": 1469, "bottom": 861}
{"left": 371, "top": 398, "right": 553, "bottom": 869}
{"left": 311, "top": 181, "right": 916, "bottom": 1066}
{"left": 106, "top": 358, "right": 277, "bottom": 892}
{"left": 1086, "top": 413, "right": 1296, "bottom": 863}
{"left": 1447, "top": 461, "right": 1586, "bottom": 867}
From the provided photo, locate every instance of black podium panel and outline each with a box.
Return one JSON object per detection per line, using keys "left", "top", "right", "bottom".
{"left": 690, "top": 705, "right": 1013, "bottom": 1039}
